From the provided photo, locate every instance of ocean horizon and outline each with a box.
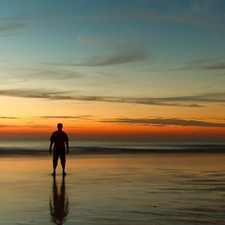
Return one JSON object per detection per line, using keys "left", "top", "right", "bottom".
{"left": 0, "top": 140, "right": 225, "bottom": 156}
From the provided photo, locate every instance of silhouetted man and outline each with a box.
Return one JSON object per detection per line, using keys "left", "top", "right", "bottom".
{"left": 49, "top": 123, "right": 69, "bottom": 176}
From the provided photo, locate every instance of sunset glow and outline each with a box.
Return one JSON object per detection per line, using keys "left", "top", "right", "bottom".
{"left": 1, "top": 0, "right": 225, "bottom": 141}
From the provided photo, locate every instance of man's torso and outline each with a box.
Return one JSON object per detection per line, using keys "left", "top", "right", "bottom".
{"left": 50, "top": 130, "right": 68, "bottom": 151}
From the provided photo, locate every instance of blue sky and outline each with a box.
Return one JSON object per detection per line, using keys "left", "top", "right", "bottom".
{"left": 1, "top": 0, "right": 225, "bottom": 140}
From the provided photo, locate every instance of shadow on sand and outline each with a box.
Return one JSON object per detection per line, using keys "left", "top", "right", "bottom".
{"left": 49, "top": 175, "right": 69, "bottom": 225}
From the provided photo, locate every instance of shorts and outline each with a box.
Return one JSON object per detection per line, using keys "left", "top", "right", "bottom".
{"left": 53, "top": 151, "right": 66, "bottom": 165}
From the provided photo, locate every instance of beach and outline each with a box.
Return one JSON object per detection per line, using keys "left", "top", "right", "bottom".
{"left": 1, "top": 146, "right": 225, "bottom": 225}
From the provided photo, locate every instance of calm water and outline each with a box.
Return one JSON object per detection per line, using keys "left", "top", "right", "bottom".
{"left": 0, "top": 140, "right": 224, "bottom": 156}
{"left": 0, "top": 141, "right": 225, "bottom": 224}
{"left": 1, "top": 154, "right": 225, "bottom": 224}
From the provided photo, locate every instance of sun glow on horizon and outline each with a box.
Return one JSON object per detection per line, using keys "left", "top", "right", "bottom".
{"left": 0, "top": 1, "right": 225, "bottom": 141}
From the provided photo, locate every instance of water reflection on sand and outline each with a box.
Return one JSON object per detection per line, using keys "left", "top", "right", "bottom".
{"left": 49, "top": 175, "right": 69, "bottom": 225}
{"left": 0, "top": 154, "right": 225, "bottom": 224}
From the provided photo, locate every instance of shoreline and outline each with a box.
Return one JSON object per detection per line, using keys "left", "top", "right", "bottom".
{"left": 0, "top": 145, "right": 225, "bottom": 157}
{"left": 1, "top": 149, "right": 225, "bottom": 224}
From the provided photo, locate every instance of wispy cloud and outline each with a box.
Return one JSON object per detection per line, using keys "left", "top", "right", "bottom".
{"left": 40, "top": 115, "right": 94, "bottom": 120}
{"left": 2, "top": 67, "right": 84, "bottom": 82}
{"left": 100, "top": 117, "right": 225, "bottom": 128}
{"left": 0, "top": 88, "right": 64, "bottom": 99}
{"left": 91, "top": 9, "right": 224, "bottom": 28}
{"left": 182, "top": 60, "right": 225, "bottom": 71}
{"left": 28, "top": 68, "right": 84, "bottom": 80}
{"left": 0, "top": 16, "right": 31, "bottom": 36}
{"left": 0, "top": 123, "right": 50, "bottom": 129}
{"left": 162, "top": 59, "right": 225, "bottom": 72}
{"left": 0, "top": 88, "right": 225, "bottom": 108}
{"left": 0, "top": 124, "right": 11, "bottom": 128}
{"left": 0, "top": 77, "right": 25, "bottom": 85}
{"left": 0, "top": 23, "right": 27, "bottom": 33}
{"left": 58, "top": 52, "right": 147, "bottom": 67}
{"left": 0, "top": 116, "right": 19, "bottom": 119}
{"left": 90, "top": 0, "right": 225, "bottom": 27}
{"left": 47, "top": 35, "right": 148, "bottom": 67}
{"left": 25, "top": 123, "right": 52, "bottom": 129}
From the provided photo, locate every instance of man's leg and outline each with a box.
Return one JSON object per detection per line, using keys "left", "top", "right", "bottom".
{"left": 60, "top": 152, "right": 66, "bottom": 175}
{"left": 52, "top": 152, "right": 59, "bottom": 175}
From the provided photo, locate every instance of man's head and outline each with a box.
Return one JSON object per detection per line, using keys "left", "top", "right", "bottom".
{"left": 57, "top": 123, "right": 63, "bottom": 130}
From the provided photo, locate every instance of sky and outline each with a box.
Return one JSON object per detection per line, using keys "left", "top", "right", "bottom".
{"left": 1, "top": 0, "right": 225, "bottom": 141}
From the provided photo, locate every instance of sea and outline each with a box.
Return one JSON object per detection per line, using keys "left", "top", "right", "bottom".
{"left": 1, "top": 140, "right": 225, "bottom": 224}
{"left": 0, "top": 140, "right": 225, "bottom": 156}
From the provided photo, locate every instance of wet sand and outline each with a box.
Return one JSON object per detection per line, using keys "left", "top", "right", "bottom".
{"left": 1, "top": 153, "right": 225, "bottom": 224}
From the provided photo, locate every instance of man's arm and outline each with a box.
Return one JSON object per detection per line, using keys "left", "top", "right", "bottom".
{"left": 66, "top": 141, "right": 69, "bottom": 154}
{"left": 49, "top": 140, "right": 53, "bottom": 153}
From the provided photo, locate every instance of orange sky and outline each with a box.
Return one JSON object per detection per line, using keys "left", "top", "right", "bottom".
{"left": 1, "top": 1, "right": 225, "bottom": 141}
{"left": 1, "top": 121, "right": 225, "bottom": 141}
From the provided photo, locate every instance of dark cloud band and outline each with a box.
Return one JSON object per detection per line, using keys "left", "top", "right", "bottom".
{"left": 0, "top": 88, "right": 225, "bottom": 108}
{"left": 100, "top": 117, "right": 225, "bottom": 128}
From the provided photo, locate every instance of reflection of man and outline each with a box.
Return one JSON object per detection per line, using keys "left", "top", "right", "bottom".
{"left": 49, "top": 123, "right": 69, "bottom": 176}
{"left": 49, "top": 176, "right": 69, "bottom": 225}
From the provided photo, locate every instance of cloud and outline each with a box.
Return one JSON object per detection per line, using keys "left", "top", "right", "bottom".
{"left": 0, "top": 123, "right": 50, "bottom": 129}
{"left": 91, "top": 7, "right": 224, "bottom": 28}
{"left": 90, "top": 0, "right": 225, "bottom": 27}
{"left": 28, "top": 68, "right": 83, "bottom": 80}
{"left": 0, "top": 88, "right": 64, "bottom": 99}
{"left": 0, "top": 124, "right": 11, "bottom": 128}
{"left": 0, "top": 23, "right": 27, "bottom": 33}
{"left": 182, "top": 60, "right": 225, "bottom": 71}
{"left": 0, "top": 14, "right": 72, "bottom": 37}
{"left": 40, "top": 115, "right": 94, "bottom": 120}
{"left": 162, "top": 59, "right": 225, "bottom": 72}
{"left": 0, "top": 77, "right": 26, "bottom": 85}
{"left": 0, "top": 116, "right": 19, "bottom": 119}
{"left": 46, "top": 52, "right": 148, "bottom": 67}
{"left": 3, "top": 67, "right": 84, "bottom": 82}
{"left": 68, "top": 52, "right": 147, "bottom": 67}
{"left": 25, "top": 123, "right": 52, "bottom": 129}
{"left": 0, "top": 17, "right": 31, "bottom": 36}
{"left": 100, "top": 117, "right": 225, "bottom": 128}
{"left": 47, "top": 35, "right": 148, "bottom": 67}
{"left": 0, "top": 88, "right": 225, "bottom": 108}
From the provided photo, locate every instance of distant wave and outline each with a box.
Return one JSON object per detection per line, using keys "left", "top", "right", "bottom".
{"left": 0, "top": 144, "right": 225, "bottom": 157}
